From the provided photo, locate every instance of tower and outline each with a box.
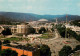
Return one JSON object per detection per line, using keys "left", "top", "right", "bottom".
{"left": 65, "top": 14, "right": 68, "bottom": 38}
{"left": 56, "top": 18, "right": 58, "bottom": 24}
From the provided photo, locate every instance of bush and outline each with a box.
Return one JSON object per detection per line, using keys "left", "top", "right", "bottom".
{"left": 56, "top": 24, "right": 80, "bottom": 41}
{"left": 0, "top": 41, "right": 2, "bottom": 45}
{"left": 1, "top": 48, "right": 18, "bottom": 56}
{"left": 39, "top": 27, "right": 46, "bottom": 34}
{"left": 73, "top": 45, "right": 80, "bottom": 52}
{"left": 3, "top": 40, "right": 10, "bottom": 44}
{"left": 0, "top": 41, "right": 2, "bottom": 55}
{"left": 59, "top": 45, "right": 72, "bottom": 56}
{"left": 1, "top": 28, "right": 12, "bottom": 36}
{"left": 21, "top": 55, "right": 27, "bottom": 56}
{"left": 40, "top": 44, "right": 51, "bottom": 56}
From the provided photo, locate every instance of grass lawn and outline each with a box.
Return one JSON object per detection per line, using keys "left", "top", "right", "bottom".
{"left": 0, "top": 36, "right": 4, "bottom": 39}
{"left": 4, "top": 37, "right": 21, "bottom": 41}
{"left": 39, "top": 33, "right": 54, "bottom": 39}
{"left": 3, "top": 37, "right": 30, "bottom": 41}
{"left": 24, "top": 38, "right": 30, "bottom": 41}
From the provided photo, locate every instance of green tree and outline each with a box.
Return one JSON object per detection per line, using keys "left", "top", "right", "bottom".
{"left": 1, "top": 30, "right": 6, "bottom": 37}
{"left": 59, "top": 45, "right": 72, "bottom": 56}
{"left": 1, "top": 28, "right": 12, "bottom": 37}
{"left": 0, "top": 41, "right": 2, "bottom": 45}
{"left": 2, "top": 28, "right": 12, "bottom": 36}
{"left": 57, "top": 25, "right": 65, "bottom": 38}
{"left": 39, "top": 27, "right": 46, "bottom": 34}
{"left": 3, "top": 40, "right": 10, "bottom": 44}
{"left": 21, "top": 55, "right": 27, "bottom": 56}
{"left": 40, "top": 44, "right": 51, "bottom": 56}
{"left": 70, "top": 20, "right": 80, "bottom": 27}
{"left": 73, "top": 45, "right": 80, "bottom": 52}
{"left": 6, "top": 28, "right": 12, "bottom": 35}
{"left": 29, "top": 28, "right": 35, "bottom": 34}
{"left": 1, "top": 48, "right": 18, "bottom": 56}
{"left": 0, "top": 41, "right": 2, "bottom": 56}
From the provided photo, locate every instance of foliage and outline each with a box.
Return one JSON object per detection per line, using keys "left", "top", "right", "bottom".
{"left": 56, "top": 24, "right": 80, "bottom": 41}
{"left": 0, "top": 41, "right": 2, "bottom": 55}
{"left": 21, "top": 55, "right": 27, "bottom": 56}
{"left": 51, "top": 27, "right": 54, "bottom": 32}
{"left": 40, "top": 44, "right": 51, "bottom": 56}
{"left": 26, "top": 43, "right": 32, "bottom": 47}
{"left": 29, "top": 28, "right": 35, "bottom": 34}
{"left": 39, "top": 33, "right": 53, "bottom": 39}
{"left": 70, "top": 20, "right": 80, "bottom": 27}
{"left": 39, "top": 27, "right": 46, "bottom": 34}
{"left": 4, "top": 37, "right": 21, "bottom": 41}
{"left": 3, "top": 40, "right": 10, "bottom": 44}
{"left": 1, "top": 28, "right": 12, "bottom": 36}
{"left": 56, "top": 24, "right": 65, "bottom": 38}
{"left": 67, "top": 29, "right": 80, "bottom": 41}
{"left": 59, "top": 45, "right": 72, "bottom": 56}
{"left": 73, "top": 45, "right": 80, "bottom": 52}
{"left": 1, "top": 48, "right": 18, "bottom": 56}
{"left": 0, "top": 41, "right": 2, "bottom": 45}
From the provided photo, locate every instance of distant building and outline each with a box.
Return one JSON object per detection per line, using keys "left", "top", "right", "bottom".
{"left": 11, "top": 23, "right": 31, "bottom": 34}
{"left": 38, "top": 19, "right": 48, "bottom": 23}
{"left": 0, "top": 26, "right": 4, "bottom": 33}
{"left": 29, "top": 19, "right": 52, "bottom": 33}
{"left": 11, "top": 19, "right": 53, "bottom": 34}
{"left": 65, "top": 24, "right": 80, "bottom": 34}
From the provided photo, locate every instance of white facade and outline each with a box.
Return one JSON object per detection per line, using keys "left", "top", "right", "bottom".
{"left": 65, "top": 25, "right": 80, "bottom": 32}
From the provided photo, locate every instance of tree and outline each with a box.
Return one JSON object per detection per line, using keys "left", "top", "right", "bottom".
{"left": 73, "top": 45, "right": 80, "bottom": 52}
{"left": 21, "top": 55, "right": 27, "bottom": 56}
{"left": 3, "top": 40, "right": 10, "bottom": 44}
{"left": 0, "top": 41, "right": 2, "bottom": 56}
{"left": 1, "top": 48, "right": 18, "bottom": 56}
{"left": 56, "top": 24, "right": 80, "bottom": 41}
{"left": 26, "top": 43, "right": 31, "bottom": 47}
{"left": 40, "top": 44, "right": 51, "bottom": 56}
{"left": 1, "top": 30, "right": 6, "bottom": 37}
{"left": 70, "top": 20, "right": 80, "bottom": 27}
{"left": 0, "top": 41, "right": 2, "bottom": 45}
{"left": 75, "top": 35, "right": 80, "bottom": 42}
{"left": 29, "top": 28, "right": 35, "bottom": 34}
{"left": 39, "top": 27, "right": 46, "bottom": 34}
{"left": 57, "top": 25, "right": 65, "bottom": 38}
{"left": 6, "top": 28, "right": 12, "bottom": 35}
{"left": 1, "top": 28, "right": 12, "bottom": 37}
{"left": 59, "top": 45, "right": 72, "bottom": 56}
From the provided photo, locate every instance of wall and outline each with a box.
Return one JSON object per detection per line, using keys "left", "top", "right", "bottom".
{"left": 2, "top": 46, "right": 33, "bottom": 56}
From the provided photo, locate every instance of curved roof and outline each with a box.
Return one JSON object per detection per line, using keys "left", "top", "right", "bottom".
{"left": 38, "top": 19, "right": 48, "bottom": 21}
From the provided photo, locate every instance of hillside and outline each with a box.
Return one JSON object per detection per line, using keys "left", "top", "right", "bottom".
{"left": 0, "top": 12, "right": 80, "bottom": 22}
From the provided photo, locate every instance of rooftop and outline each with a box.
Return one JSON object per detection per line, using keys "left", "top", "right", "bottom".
{"left": 38, "top": 19, "right": 48, "bottom": 22}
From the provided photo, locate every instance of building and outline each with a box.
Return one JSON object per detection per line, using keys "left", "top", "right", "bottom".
{"left": 11, "top": 23, "right": 32, "bottom": 34}
{"left": 65, "top": 24, "right": 80, "bottom": 34}
{"left": 38, "top": 19, "right": 48, "bottom": 23}
{"left": 11, "top": 19, "right": 53, "bottom": 34}
{"left": 0, "top": 26, "right": 4, "bottom": 33}
{"left": 29, "top": 19, "right": 53, "bottom": 33}
{"left": 2, "top": 45, "right": 40, "bottom": 56}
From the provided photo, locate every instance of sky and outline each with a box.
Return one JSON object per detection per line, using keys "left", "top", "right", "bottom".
{"left": 0, "top": 0, "right": 80, "bottom": 15}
